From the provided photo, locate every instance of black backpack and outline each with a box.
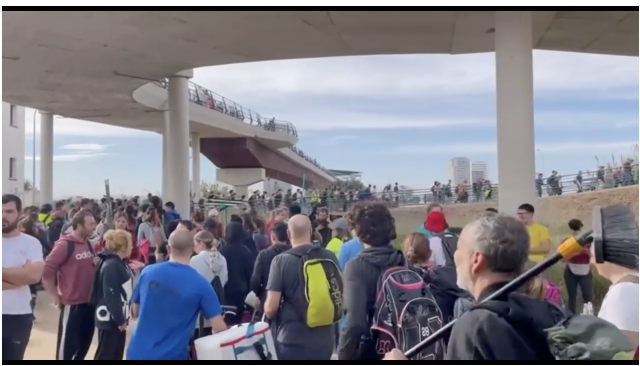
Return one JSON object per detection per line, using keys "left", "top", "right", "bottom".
{"left": 370, "top": 265, "right": 446, "bottom": 360}
{"left": 62, "top": 240, "right": 96, "bottom": 265}
{"left": 48, "top": 221, "right": 64, "bottom": 249}
{"left": 437, "top": 232, "right": 458, "bottom": 268}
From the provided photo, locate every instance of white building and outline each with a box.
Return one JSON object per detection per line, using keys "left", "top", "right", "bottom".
{"left": 2, "top": 103, "right": 26, "bottom": 199}
{"left": 449, "top": 157, "right": 471, "bottom": 186}
{"left": 471, "top": 161, "right": 489, "bottom": 182}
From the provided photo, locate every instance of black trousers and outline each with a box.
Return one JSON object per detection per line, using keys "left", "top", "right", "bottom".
{"left": 56, "top": 303, "right": 95, "bottom": 360}
{"left": 564, "top": 266, "right": 593, "bottom": 314}
{"left": 94, "top": 328, "right": 127, "bottom": 360}
{"left": 2, "top": 314, "right": 33, "bottom": 361}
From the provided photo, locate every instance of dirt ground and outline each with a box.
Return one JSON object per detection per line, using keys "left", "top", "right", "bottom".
{"left": 25, "top": 291, "right": 135, "bottom": 361}
{"left": 391, "top": 185, "right": 639, "bottom": 230}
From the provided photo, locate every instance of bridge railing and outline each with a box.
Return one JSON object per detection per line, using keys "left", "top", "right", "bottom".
{"left": 155, "top": 79, "right": 335, "bottom": 177}
{"left": 245, "top": 164, "right": 639, "bottom": 214}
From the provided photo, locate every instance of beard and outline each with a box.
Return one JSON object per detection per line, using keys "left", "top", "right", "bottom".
{"left": 456, "top": 267, "right": 473, "bottom": 294}
{"left": 2, "top": 219, "right": 19, "bottom": 234}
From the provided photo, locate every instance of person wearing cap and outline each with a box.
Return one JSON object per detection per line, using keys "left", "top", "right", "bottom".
{"left": 326, "top": 218, "right": 352, "bottom": 257}
{"left": 207, "top": 208, "right": 224, "bottom": 240}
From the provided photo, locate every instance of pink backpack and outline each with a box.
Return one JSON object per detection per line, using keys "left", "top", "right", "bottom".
{"left": 544, "top": 280, "right": 562, "bottom": 306}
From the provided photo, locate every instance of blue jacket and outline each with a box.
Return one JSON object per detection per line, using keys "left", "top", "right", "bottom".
{"left": 338, "top": 237, "right": 363, "bottom": 270}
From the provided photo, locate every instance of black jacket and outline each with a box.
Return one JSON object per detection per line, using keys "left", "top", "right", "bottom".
{"left": 338, "top": 245, "right": 405, "bottom": 360}
{"left": 92, "top": 250, "right": 133, "bottom": 329}
{"left": 447, "top": 282, "right": 568, "bottom": 360}
{"left": 415, "top": 265, "right": 471, "bottom": 344}
{"left": 250, "top": 242, "right": 291, "bottom": 307}
{"left": 220, "top": 223, "right": 255, "bottom": 307}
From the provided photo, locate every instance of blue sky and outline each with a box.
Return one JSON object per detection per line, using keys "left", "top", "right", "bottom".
{"left": 24, "top": 51, "right": 639, "bottom": 198}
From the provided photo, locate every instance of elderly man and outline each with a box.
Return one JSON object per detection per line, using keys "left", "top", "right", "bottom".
{"left": 385, "top": 214, "right": 566, "bottom": 361}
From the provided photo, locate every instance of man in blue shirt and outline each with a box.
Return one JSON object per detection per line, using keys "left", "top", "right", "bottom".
{"left": 338, "top": 237, "right": 363, "bottom": 271}
{"left": 127, "top": 230, "right": 227, "bottom": 360}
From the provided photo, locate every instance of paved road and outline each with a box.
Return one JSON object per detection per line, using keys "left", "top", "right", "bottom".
{"left": 25, "top": 291, "right": 134, "bottom": 360}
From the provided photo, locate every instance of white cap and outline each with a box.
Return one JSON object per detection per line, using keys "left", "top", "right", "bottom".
{"left": 208, "top": 208, "right": 219, "bottom": 217}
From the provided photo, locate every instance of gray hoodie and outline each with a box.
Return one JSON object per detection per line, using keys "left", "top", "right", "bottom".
{"left": 190, "top": 249, "right": 228, "bottom": 329}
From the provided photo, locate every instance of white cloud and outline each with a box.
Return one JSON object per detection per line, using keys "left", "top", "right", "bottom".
{"left": 26, "top": 153, "right": 114, "bottom": 162}
{"left": 194, "top": 51, "right": 638, "bottom": 101}
{"left": 60, "top": 143, "right": 112, "bottom": 152}
{"left": 24, "top": 109, "right": 154, "bottom": 138}
{"left": 327, "top": 135, "right": 359, "bottom": 145}
{"left": 390, "top": 141, "right": 640, "bottom": 156}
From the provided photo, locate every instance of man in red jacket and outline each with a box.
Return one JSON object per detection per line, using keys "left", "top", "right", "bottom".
{"left": 42, "top": 209, "right": 97, "bottom": 361}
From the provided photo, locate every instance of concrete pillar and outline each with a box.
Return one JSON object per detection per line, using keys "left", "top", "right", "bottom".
{"left": 162, "top": 112, "right": 170, "bottom": 199}
{"left": 216, "top": 168, "right": 266, "bottom": 199}
{"left": 167, "top": 71, "right": 192, "bottom": 217}
{"left": 494, "top": 11, "right": 536, "bottom": 215}
{"left": 234, "top": 185, "right": 249, "bottom": 198}
{"left": 191, "top": 132, "right": 201, "bottom": 202}
{"left": 39, "top": 112, "right": 54, "bottom": 205}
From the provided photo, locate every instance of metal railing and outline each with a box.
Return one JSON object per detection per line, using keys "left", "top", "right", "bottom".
{"left": 243, "top": 164, "right": 639, "bottom": 214}
{"left": 154, "top": 79, "right": 334, "bottom": 177}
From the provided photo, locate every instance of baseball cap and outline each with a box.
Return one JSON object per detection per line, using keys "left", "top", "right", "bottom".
{"left": 329, "top": 218, "right": 350, "bottom": 231}
{"left": 208, "top": 208, "right": 219, "bottom": 217}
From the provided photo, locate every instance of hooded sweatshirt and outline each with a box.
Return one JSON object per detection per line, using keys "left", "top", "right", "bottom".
{"left": 43, "top": 234, "right": 96, "bottom": 305}
{"left": 447, "top": 282, "right": 568, "bottom": 360}
{"left": 338, "top": 245, "right": 405, "bottom": 360}
{"left": 92, "top": 250, "right": 133, "bottom": 329}
{"left": 219, "top": 222, "right": 255, "bottom": 308}
{"left": 190, "top": 249, "right": 228, "bottom": 287}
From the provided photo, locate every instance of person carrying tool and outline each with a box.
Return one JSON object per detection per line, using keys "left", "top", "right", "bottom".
{"left": 384, "top": 214, "right": 567, "bottom": 360}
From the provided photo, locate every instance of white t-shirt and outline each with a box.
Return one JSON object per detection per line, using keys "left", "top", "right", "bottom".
{"left": 598, "top": 281, "right": 639, "bottom": 333}
{"left": 2, "top": 233, "right": 44, "bottom": 315}
{"left": 427, "top": 236, "right": 447, "bottom": 268}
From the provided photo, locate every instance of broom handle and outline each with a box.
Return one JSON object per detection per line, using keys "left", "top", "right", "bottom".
{"left": 404, "top": 230, "right": 593, "bottom": 359}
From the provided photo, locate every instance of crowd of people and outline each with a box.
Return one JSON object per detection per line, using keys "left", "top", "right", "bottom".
{"left": 2, "top": 190, "right": 638, "bottom": 361}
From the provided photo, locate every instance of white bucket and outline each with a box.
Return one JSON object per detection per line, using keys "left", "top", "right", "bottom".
{"left": 193, "top": 321, "right": 277, "bottom": 360}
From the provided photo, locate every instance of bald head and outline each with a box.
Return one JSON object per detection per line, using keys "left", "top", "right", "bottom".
{"left": 168, "top": 229, "right": 194, "bottom": 256}
{"left": 288, "top": 214, "right": 311, "bottom": 245}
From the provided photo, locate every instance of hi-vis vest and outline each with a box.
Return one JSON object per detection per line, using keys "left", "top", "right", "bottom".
{"left": 310, "top": 191, "right": 321, "bottom": 204}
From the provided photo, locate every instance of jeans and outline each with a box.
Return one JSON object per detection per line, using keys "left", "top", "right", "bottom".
{"left": 564, "top": 266, "right": 593, "bottom": 314}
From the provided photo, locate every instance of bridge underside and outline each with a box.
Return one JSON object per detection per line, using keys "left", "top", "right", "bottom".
{"left": 201, "top": 137, "right": 330, "bottom": 188}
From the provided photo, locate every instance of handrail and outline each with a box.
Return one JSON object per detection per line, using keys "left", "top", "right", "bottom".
{"left": 241, "top": 163, "right": 639, "bottom": 212}
{"left": 154, "top": 79, "right": 334, "bottom": 177}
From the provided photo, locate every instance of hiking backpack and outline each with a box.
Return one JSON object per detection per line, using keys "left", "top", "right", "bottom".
{"left": 437, "top": 232, "right": 458, "bottom": 268}
{"left": 370, "top": 266, "right": 446, "bottom": 360}
{"left": 286, "top": 245, "right": 343, "bottom": 328}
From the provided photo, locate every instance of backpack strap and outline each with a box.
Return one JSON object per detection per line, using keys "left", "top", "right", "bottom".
{"left": 63, "top": 241, "right": 76, "bottom": 266}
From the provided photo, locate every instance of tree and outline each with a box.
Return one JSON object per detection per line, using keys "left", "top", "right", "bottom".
{"left": 200, "top": 181, "right": 229, "bottom": 198}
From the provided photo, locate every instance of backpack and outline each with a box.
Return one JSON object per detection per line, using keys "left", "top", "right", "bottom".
{"left": 370, "top": 266, "right": 446, "bottom": 360}
{"left": 62, "top": 240, "right": 96, "bottom": 266}
{"left": 48, "top": 221, "right": 64, "bottom": 248}
{"left": 544, "top": 280, "right": 562, "bottom": 306}
{"left": 252, "top": 232, "right": 269, "bottom": 252}
{"left": 285, "top": 245, "right": 343, "bottom": 328}
{"left": 437, "top": 232, "right": 458, "bottom": 268}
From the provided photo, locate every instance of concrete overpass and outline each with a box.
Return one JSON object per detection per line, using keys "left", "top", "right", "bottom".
{"left": 134, "top": 79, "right": 336, "bottom": 196}
{"left": 3, "top": 10, "right": 637, "bottom": 215}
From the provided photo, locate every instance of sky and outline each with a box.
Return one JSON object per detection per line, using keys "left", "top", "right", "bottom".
{"left": 22, "top": 50, "right": 639, "bottom": 198}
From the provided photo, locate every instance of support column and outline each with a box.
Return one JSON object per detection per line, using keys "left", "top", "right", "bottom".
{"left": 191, "top": 132, "right": 201, "bottom": 202}
{"left": 233, "top": 185, "right": 249, "bottom": 199}
{"left": 39, "top": 112, "right": 54, "bottom": 205}
{"left": 494, "top": 11, "right": 536, "bottom": 215}
{"left": 162, "top": 112, "right": 170, "bottom": 199}
{"left": 167, "top": 71, "right": 192, "bottom": 217}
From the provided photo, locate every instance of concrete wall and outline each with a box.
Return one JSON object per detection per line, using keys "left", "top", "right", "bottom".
{"left": 391, "top": 186, "right": 640, "bottom": 231}
{"left": 2, "top": 103, "right": 26, "bottom": 198}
